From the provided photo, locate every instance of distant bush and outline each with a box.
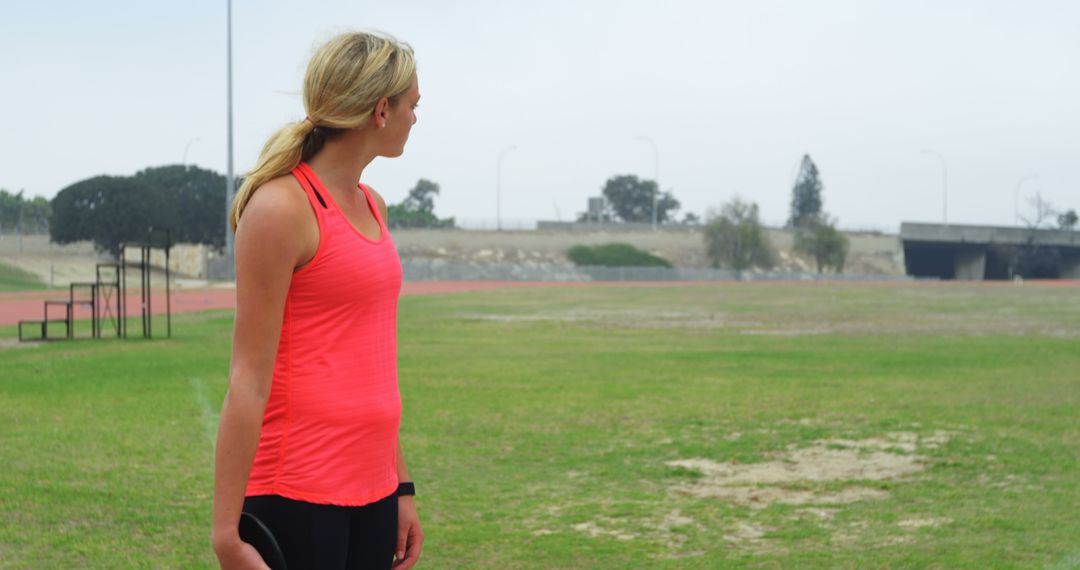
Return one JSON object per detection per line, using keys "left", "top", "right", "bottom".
{"left": 794, "top": 214, "right": 849, "bottom": 273}
{"left": 703, "top": 197, "right": 776, "bottom": 271}
{"left": 567, "top": 243, "right": 672, "bottom": 267}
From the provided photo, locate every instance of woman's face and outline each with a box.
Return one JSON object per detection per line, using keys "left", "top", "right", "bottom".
{"left": 381, "top": 74, "right": 420, "bottom": 157}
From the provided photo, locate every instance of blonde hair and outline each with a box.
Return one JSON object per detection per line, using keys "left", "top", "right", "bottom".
{"left": 229, "top": 31, "right": 415, "bottom": 231}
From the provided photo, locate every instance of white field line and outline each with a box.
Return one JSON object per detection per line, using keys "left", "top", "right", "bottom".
{"left": 189, "top": 377, "right": 219, "bottom": 449}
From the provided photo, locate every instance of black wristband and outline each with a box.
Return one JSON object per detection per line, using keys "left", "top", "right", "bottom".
{"left": 397, "top": 482, "right": 416, "bottom": 496}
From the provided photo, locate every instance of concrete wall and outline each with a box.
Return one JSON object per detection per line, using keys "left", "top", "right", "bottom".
{"left": 953, "top": 248, "right": 987, "bottom": 280}
{"left": 901, "top": 222, "right": 1080, "bottom": 248}
{"left": 901, "top": 222, "right": 1080, "bottom": 280}
{"left": 537, "top": 221, "right": 700, "bottom": 232}
{"left": 1061, "top": 255, "right": 1080, "bottom": 279}
{"left": 121, "top": 244, "right": 210, "bottom": 279}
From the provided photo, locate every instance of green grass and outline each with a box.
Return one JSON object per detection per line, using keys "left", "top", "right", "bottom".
{"left": 1, "top": 282, "right": 1078, "bottom": 568}
{"left": 0, "top": 261, "right": 45, "bottom": 291}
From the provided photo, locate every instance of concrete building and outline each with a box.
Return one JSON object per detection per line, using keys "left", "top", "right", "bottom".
{"left": 901, "top": 222, "right": 1080, "bottom": 280}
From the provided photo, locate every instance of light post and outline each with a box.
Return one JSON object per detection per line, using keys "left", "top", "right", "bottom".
{"left": 224, "top": 0, "right": 236, "bottom": 263}
{"left": 497, "top": 145, "right": 517, "bottom": 231}
{"left": 183, "top": 137, "right": 200, "bottom": 164}
{"left": 921, "top": 149, "right": 947, "bottom": 224}
{"left": 636, "top": 136, "right": 659, "bottom": 231}
{"left": 1014, "top": 174, "right": 1038, "bottom": 226}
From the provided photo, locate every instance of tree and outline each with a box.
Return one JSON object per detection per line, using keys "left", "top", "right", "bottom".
{"left": 788, "top": 154, "right": 823, "bottom": 228}
{"left": 0, "top": 189, "right": 50, "bottom": 234}
{"left": 681, "top": 212, "right": 701, "bottom": 226}
{"left": 794, "top": 215, "right": 849, "bottom": 273}
{"left": 133, "top": 165, "right": 227, "bottom": 250}
{"left": 703, "top": 197, "right": 775, "bottom": 270}
{"left": 1006, "top": 194, "right": 1074, "bottom": 278}
{"left": 1057, "top": 209, "right": 1077, "bottom": 231}
{"left": 402, "top": 178, "right": 438, "bottom": 214}
{"left": 1019, "top": 192, "right": 1056, "bottom": 229}
{"left": 50, "top": 176, "right": 168, "bottom": 256}
{"left": 601, "top": 175, "right": 680, "bottom": 224}
{"left": 386, "top": 179, "right": 455, "bottom": 229}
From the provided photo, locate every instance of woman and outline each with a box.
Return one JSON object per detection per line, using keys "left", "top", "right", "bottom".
{"left": 212, "top": 31, "right": 424, "bottom": 570}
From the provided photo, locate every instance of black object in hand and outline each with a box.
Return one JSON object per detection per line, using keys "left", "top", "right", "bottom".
{"left": 238, "top": 512, "right": 288, "bottom": 570}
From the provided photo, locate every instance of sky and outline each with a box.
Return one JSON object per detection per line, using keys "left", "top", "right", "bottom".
{"left": 1, "top": 0, "right": 1077, "bottom": 231}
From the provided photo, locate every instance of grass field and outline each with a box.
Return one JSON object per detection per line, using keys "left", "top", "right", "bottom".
{"left": 0, "top": 261, "right": 46, "bottom": 291}
{"left": 1, "top": 282, "right": 1078, "bottom": 568}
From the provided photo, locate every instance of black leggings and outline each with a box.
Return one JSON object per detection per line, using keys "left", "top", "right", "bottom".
{"left": 242, "top": 492, "right": 398, "bottom": 570}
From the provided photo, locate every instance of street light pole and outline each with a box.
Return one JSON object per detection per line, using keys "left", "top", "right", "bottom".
{"left": 497, "top": 145, "right": 517, "bottom": 231}
{"left": 921, "top": 149, "right": 947, "bottom": 224}
{"left": 224, "top": 0, "right": 236, "bottom": 264}
{"left": 1014, "top": 173, "right": 1038, "bottom": 226}
{"left": 183, "top": 137, "right": 200, "bottom": 165}
{"left": 636, "top": 136, "right": 659, "bottom": 231}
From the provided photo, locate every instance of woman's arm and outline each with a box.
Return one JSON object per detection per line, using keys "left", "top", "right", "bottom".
{"left": 393, "top": 440, "right": 424, "bottom": 569}
{"left": 212, "top": 179, "right": 317, "bottom": 568}
{"left": 395, "top": 440, "right": 410, "bottom": 483}
{"left": 373, "top": 185, "right": 424, "bottom": 569}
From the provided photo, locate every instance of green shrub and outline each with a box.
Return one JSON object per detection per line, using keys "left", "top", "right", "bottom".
{"left": 566, "top": 243, "right": 672, "bottom": 267}
{"left": 703, "top": 197, "right": 776, "bottom": 270}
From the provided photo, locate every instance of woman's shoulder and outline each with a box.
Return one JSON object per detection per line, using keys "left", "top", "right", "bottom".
{"left": 239, "top": 173, "right": 313, "bottom": 233}
{"left": 362, "top": 184, "right": 388, "bottom": 219}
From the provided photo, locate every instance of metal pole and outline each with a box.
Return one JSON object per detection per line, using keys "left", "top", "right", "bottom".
{"left": 143, "top": 245, "right": 150, "bottom": 339}
{"left": 497, "top": 145, "right": 517, "bottom": 231}
{"left": 165, "top": 231, "right": 172, "bottom": 339}
{"left": 1014, "top": 173, "right": 1038, "bottom": 226}
{"left": 224, "top": 0, "right": 236, "bottom": 271}
{"left": 637, "top": 136, "right": 659, "bottom": 230}
{"left": 120, "top": 248, "right": 126, "bottom": 338}
{"left": 921, "top": 149, "right": 947, "bottom": 224}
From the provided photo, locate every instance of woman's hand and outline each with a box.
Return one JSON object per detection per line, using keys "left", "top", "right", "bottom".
{"left": 213, "top": 531, "right": 271, "bottom": 570}
{"left": 393, "top": 496, "right": 424, "bottom": 569}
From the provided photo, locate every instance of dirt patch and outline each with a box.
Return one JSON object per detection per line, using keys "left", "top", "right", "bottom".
{"left": 571, "top": 520, "right": 637, "bottom": 541}
{"left": 898, "top": 517, "right": 952, "bottom": 529}
{"left": 460, "top": 308, "right": 755, "bottom": 330}
{"left": 741, "top": 328, "right": 831, "bottom": 336}
{"left": 723, "top": 521, "right": 768, "bottom": 542}
{"left": 796, "top": 507, "right": 839, "bottom": 520}
{"left": 559, "top": 508, "right": 706, "bottom": 551}
{"left": 667, "top": 431, "right": 953, "bottom": 509}
{"left": 719, "top": 521, "right": 786, "bottom": 554}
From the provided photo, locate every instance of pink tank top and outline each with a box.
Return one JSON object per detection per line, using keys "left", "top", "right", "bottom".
{"left": 245, "top": 162, "right": 403, "bottom": 506}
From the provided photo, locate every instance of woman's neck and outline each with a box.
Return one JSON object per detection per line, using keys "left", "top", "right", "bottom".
{"left": 306, "top": 129, "right": 378, "bottom": 202}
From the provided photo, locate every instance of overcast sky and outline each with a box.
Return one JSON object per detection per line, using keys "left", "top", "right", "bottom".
{"left": 2, "top": 0, "right": 1077, "bottom": 231}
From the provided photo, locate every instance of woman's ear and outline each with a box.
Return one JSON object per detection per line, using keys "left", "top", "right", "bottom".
{"left": 372, "top": 96, "right": 390, "bottom": 129}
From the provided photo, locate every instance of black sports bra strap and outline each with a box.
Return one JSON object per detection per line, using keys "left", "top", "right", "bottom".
{"left": 296, "top": 168, "right": 328, "bottom": 209}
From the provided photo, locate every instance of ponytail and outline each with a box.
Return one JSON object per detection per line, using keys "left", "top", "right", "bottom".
{"left": 229, "top": 31, "right": 415, "bottom": 232}
{"left": 229, "top": 120, "right": 313, "bottom": 232}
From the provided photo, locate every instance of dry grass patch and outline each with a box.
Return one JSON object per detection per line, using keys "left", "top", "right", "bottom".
{"left": 667, "top": 431, "right": 954, "bottom": 509}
